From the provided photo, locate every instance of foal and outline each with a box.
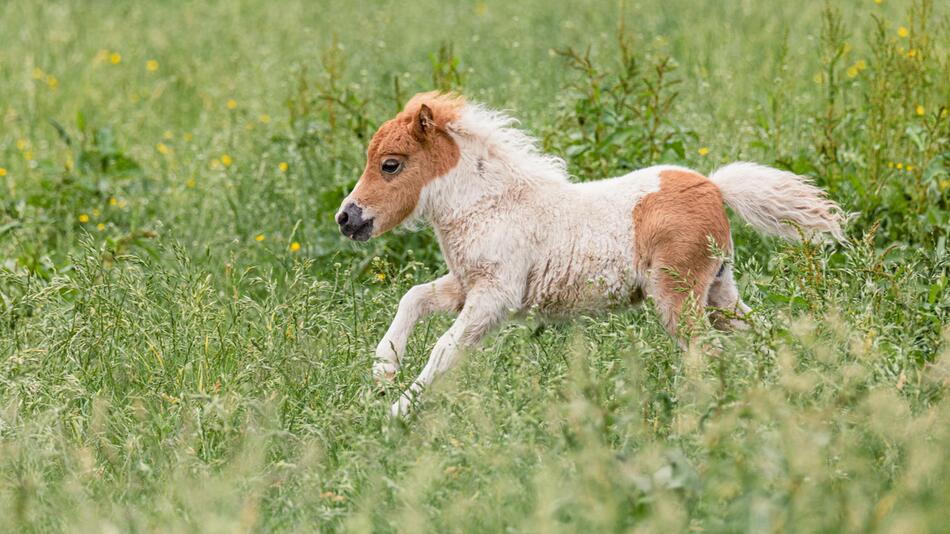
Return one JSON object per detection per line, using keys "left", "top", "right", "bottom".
{"left": 336, "top": 92, "right": 844, "bottom": 417}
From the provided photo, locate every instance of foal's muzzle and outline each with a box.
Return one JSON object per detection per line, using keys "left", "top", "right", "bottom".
{"left": 337, "top": 202, "right": 374, "bottom": 242}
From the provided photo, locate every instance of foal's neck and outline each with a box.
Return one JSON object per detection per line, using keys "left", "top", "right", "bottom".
{"left": 424, "top": 155, "right": 536, "bottom": 233}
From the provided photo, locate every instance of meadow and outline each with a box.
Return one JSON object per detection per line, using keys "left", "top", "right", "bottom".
{"left": 1, "top": 0, "right": 948, "bottom": 531}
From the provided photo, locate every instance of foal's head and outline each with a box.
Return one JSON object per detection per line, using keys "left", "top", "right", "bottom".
{"left": 336, "top": 92, "right": 463, "bottom": 241}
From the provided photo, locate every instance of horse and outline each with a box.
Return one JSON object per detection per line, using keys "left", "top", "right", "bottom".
{"left": 336, "top": 91, "right": 845, "bottom": 417}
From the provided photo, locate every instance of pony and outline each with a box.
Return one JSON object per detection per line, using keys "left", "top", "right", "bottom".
{"left": 336, "top": 92, "right": 845, "bottom": 417}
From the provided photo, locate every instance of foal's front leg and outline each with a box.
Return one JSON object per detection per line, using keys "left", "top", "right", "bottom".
{"left": 391, "top": 286, "right": 512, "bottom": 417}
{"left": 374, "top": 274, "right": 464, "bottom": 382}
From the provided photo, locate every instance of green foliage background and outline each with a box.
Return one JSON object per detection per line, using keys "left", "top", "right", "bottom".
{"left": 1, "top": 0, "right": 948, "bottom": 531}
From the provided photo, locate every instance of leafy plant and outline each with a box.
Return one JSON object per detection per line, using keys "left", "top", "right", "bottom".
{"left": 546, "top": 27, "right": 695, "bottom": 179}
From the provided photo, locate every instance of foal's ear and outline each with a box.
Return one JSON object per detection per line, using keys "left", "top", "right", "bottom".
{"left": 412, "top": 104, "right": 435, "bottom": 140}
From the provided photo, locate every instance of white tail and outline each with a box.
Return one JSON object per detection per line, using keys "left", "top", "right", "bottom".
{"left": 710, "top": 162, "right": 846, "bottom": 242}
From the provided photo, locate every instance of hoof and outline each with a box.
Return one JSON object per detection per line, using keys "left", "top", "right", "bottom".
{"left": 390, "top": 396, "right": 412, "bottom": 418}
{"left": 372, "top": 362, "right": 398, "bottom": 383}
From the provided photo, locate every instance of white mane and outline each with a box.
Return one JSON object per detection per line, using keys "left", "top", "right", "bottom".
{"left": 449, "top": 102, "right": 570, "bottom": 185}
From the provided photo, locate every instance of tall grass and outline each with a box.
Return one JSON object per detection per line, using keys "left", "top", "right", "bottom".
{"left": 1, "top": 0, "right": 948, "bottom": 531}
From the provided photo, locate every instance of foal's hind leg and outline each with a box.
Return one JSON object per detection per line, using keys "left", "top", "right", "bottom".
{"left": 706, "top": 264, "right": 751, "bottom": 330}
{"left": 645, "top": 261, "right": 717, "bottom": 348}
{"left": 631, "top": 168, "right": 733, "bottom": 347}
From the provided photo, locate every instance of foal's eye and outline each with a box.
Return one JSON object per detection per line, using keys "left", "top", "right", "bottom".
{"left": 381, "top": 158, "right": 403, "bottom": 175}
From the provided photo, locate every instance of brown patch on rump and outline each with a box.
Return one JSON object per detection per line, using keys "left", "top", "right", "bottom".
{"left": 350, "top": 92, "right": 464, "bottom": 235}
{"left": 632, "top": 169, "right": 731, "bottom": 334}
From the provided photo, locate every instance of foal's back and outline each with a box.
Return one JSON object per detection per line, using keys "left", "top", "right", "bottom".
{"left": 521, "top": 165, "right": 729, "bottom": 320}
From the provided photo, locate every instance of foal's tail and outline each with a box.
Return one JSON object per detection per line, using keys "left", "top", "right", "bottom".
{"left": 709, "top": 162, "right": 846, "bottom": 242}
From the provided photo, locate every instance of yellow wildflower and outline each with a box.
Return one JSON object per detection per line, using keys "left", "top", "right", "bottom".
{"left": 887, "top": 162, "right": 894, "bottom": 169}
{"left": 109, "top": 196, "right": 118, "bottom": 206}
{"left": 907, "top": 49, "right": 917, "bottom": 58}
{"left": 278, "top": 162, "right": 289, "bottom": 172}
{"left": 856, "top": 59, "right": 867, "bottom": 70}
{"left": 22, "top": 151, "right": 33, "bottom": 161}
{"left": 97, "top": 223, "right": 106, "bottom": 231}
{"left": 255, "top": 234, "right": 265, "bottom": 242}
{"left": 259, "top": 113, "right": 271, "bottom": 124}
{"left": 146, "top": 59, "right": 159, "bottom": 72}
{"left": 78, "top": 213, "right": 90, "bottom": 223}
{"left": 896, "top": 163, "right": 903, "bottom": 170}
{"left": 226, "top": 99, "right": 237, "bottom": 110}
{"left": 31, "top": 67, "right": 44, "bottom": 80}
{"left": 940, "top": 179, "right": 950, "bottom": 191}
{"left": 813, "top": 72, "right": 823, "bottom": 84}
{"left": 156, "top": 143, "right": 170, "bottom": 154}
{"left": 109, "top": 52, "right": 122, "bottom": 64}
{"left": 290, "top": 242, "right": 301, "bottom": 252}
{"left": 221, "top": 154, "right": 233, "bottom": 167}
{"left": 16, "top": 139, "right": 28, "bottom": 151}
{"left": 186, "top": 177, "right": 196, "bottom": 188}
{"left": 0, "top": 168, "right": 6, "bottom": 177}
{"left": 846, "top": 66, "right": 859, "bottom": 78}
{"left": 376, "top": 273, "right": 386, "bottom": 282}
{"left": 906, "top": 165, "right": 914, "bottom": 172}
{"left": 46, "top": 75, "right": 58, "bottom": 89}
{"left": 698, "top": 147, "right": 710, "bottom": 156}
{"left": 897, "top": 26, "right": 908, "bottom": 38}
{"left": 874, "top": 0, "right": 882, "bottom": 4}
{"left": 915, "top": 105, "right": 924, "bottom": 116}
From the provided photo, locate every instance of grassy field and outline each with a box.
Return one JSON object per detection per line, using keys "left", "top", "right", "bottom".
{"left": 1, "top": 0, "right": 949, "bottom": 531}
